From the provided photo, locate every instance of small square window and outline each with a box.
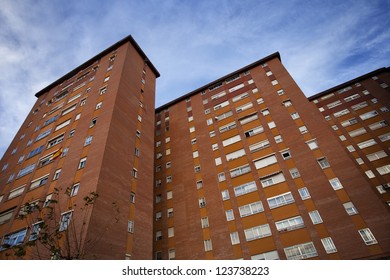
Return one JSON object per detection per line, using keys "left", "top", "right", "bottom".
{"left": 281, "top": 150, "right": 291, "bottom": 160}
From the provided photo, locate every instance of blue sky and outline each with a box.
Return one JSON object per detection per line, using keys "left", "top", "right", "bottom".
{"left": 1, "top": 0, "right": 389, "bottom": 159}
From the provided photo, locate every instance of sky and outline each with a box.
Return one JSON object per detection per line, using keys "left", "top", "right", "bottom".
{"left": 0, "top": 0, "right": 389, "bottom": 159}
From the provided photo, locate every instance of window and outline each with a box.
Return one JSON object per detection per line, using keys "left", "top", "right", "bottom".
{"left": 239, "top": 113, "right": 258, "bottom": 125}
{"left": 226, "top": 149, "right": 246, "bottom": 161}
{"left": 260, "top": 172, "right": 286, "bottom": 188}
{"left": 306, "top": 139, "right": 318, "bottom": 150}
{"left": 349, "top": 127, "right": 367, "bottom": 137}
{"left": 16, "top": 164, "right": 35, "bottom": 179}
{"left": 289, "top": 168, "right": 300, "bottom": 178}
{"left": 55, "top": 119, "right": 71, "bottom": 131}
{"left": 53, "top": 168, "right": 61, "bottom": 180}
{"left": 201, "top": 217, "right": 209, "bottom": 228}
{"left": 1, "top": 228, "right": 27, "bottom": 249}
{"left": 61, "top": 104, "right": 77, "bottom": 116}
{"left": 230, "top": 232, "right": 240, "bottom": 245}
{"left": 59, "top": 211, "right": 73, "bottom": 231}
{"left": 130, "top": 192, "right": 135, "bottom": 203}
{"left": 222, "top": 135, "right": 241, "bottom": 147}
{"left": 155, "top": 231, "right": 162, "bottom": 240}
{"left": 69, "top": 129, "right": 75, "bottom": 137}
{"left": 284, "top": 242, "right": 318, "bottom": 260}
{"left": 229, "top": 83, "right": 244, "bottom": 93}
{"left": 329, "top": 178, "right": 343, "bottom": 190}
{"left": 360, "top": 110, "right": 378, "bottom": 120}
{"left": 192, "top": 151, "right": 199, "bottom": 158}
{"left": 37, "top": 153, "right": 54, "bottom": 168}
{"left": 268, "top": 122, "right": 276, "bottom": 129}
{"left": 280, "top": 150, "right": 291, "bottom": 160}
{"left": 358, "top": 228, "right": 377, "bottom": 245}
{"left": 84, "top": 135, "right": 93, "bottom": 146}
{"left": 366, "top": 170, "right": 375, "bottom": 178}
{"left": 317, "top": 157, "right": 330, "bottom": 169}
{"left": 43, "top": 194, "right": 53, "bottom": 208}
{"left": 30, "top": 174, "right": 49, "bottom": 190}
{"left": 167, "top": 208, "right": 173, "bottom": 218}
{"left": 232, "top": 92, "right": 249, "bottom": 102}
{"left": 196, "top": 180, "right": 203, "bottom": 189}
{"left": 291, "top": 112, "right": 300, "bottom": 119}
{"left": 326, "top": 100, "right": 342, "bottom": 109}
{"left": 367, "top": 150, "right": 387, "bottom": 162}
{"left": 225, "top": 209, "right": 234, "bottom": 221}
{"left": 166, "top": 161, "right": 171, "bottom": 169}
{"left": 379, "top": 132, "right": 390, "bottom": 142}
{"left": 36, "top": 129, "right": 52, "bottom": 142}
{"left": 244, "top": 224, "right": 271, "bottom": 241}
{"left": 275, "top": 216, "right": 304, "bottom": 232}
{"left": 369, "top": 120, "right": 388, "bottom": 130}
{"left": 221, "top": 189, "right": 230, "bottom": 200}
{"left": 230, "top": 164, "right": 251, "bottom": 178}
{"left": 249, "top": 140, "right": 270, "bottom": 152}
{"left": 43, "top": 115, "right": 59, "bottom": 127}
{"left": 100, "top": 87, "right": 107, "bottom": 95}
{"left": 358, "top": 139, "right": 376, "bottom": 149}
{"left": 299, "top": 126, "right": 308, "bottom": 134}
{"left": 70, "top": 183, "right": 80, "bottom": 197}
{"left": 244, "top": 126, "right": 264, "bottom": 137}
{"left": 0, "top": 208, "right": 15, "bottom": 225}
{"left": 167, "top": 191, "right": 173, "bottom": 200}
{"left": 78, "top": 157, "right": 87, "bottom": 169}
{"left": 155, "top": 212, "right": 162, "bottom": 221}
{"left": 17, "top": 155, "right": 25, "bottom": 164}
{"left": 274, "top": 135, "right": 283, "bottom": 143}
{"left": 251, "top": 250, "right": 279, "bottom": 260}
{"left": 254, "top": 154, "right": 277, "bottom": 169}
{"left": 199, "top": 197, "right": 206, "bottom": 208}
{"left": 213, "top": 100, "right": 229, "bottom": 111}
{"left": 343, "top": 202, "right": 358, "bottom": 215}
{"left": 321, "top": 237, "right": 337, "bottom": 254}
{"left": 219, "top": 122, "right": 237, "bottom": 133}
{"left": 204, "top": 239, "right": 213, "bottom": 252}
{"left": 377, "top": 165, "right": 390, "bottom": 175}
{"left": 236, "top": 102, "right": 253, "bottom": 113}
{"left": 90, "top": 118, "right": 97, "bottom": 128}
{"left": 218, "top": 172, "right": 226, "bottom": 182}
{"left": 29, "top": 222, "right": 43, "bottom": 241}
{"left": 267, "top": 192, "right": 294, "bottom": 209}
{"left": 189, "top": 126, "right": 195, "bottom": 133}
{"left": 47, "top": 134, "right": 65, "bottom": 148}
{"left": 298, "top": 187, "right": 311, "bottom": 200}
{"left": 194, "top": 165, "right": 201, "bottom": 173}
{"left": 239, "top": 201, "right": 264, "bottom": 217}
{"left": 333, "top": 109, "right": 350, "bottom": 117}
{"left": 168, "top": 249, "right": 175, "bottom": 260}
{"left": 234, "top": 181, "right": 257, "bottom": 197}
{"left": 271, "top": 80, "right": 278, "bottom": 85}
{"left": 308, "top": 210, "right": 323, "bottom": 224}
{"left": 95, "top": 102, "right": 102, "bottom": 110}
{"left": 128, "top": 220, "right": 134, "bottom": 233}
{"left": 168, "top": 227, "right": 174, "bottom": 238}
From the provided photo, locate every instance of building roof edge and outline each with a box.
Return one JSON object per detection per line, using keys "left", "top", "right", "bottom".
{"left": 35, "top": 35, "right": 160, "bottom": 98}
{"left": 308, "top": 67, "right": 390, "bottom": 101}
{"left": 155, "top": 52, "right": 281, "bottom": 112}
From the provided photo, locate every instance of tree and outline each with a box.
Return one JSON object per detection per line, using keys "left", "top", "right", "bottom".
{"left": 4, "top": 186, "right": 119, "bottom": 259}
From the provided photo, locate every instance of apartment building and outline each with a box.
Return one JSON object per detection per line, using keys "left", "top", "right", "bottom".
{"left": 1, "top": 35, "right": 389, "bottom": 260}
{"left": 309, "top": 68, "right": 390, "bottom": 205}
{"left": 153, "top": 55, "right": 390, "bottom": 260}
{"left": 0, "top": 35, "right": 160, "bottom": 259}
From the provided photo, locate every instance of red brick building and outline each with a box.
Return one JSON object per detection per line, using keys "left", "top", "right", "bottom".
{"left": 1, "top": 36, "right": 389, "bottom": 260}
{"left": 0, "top": 35, "right": 159, "bottom": 259}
